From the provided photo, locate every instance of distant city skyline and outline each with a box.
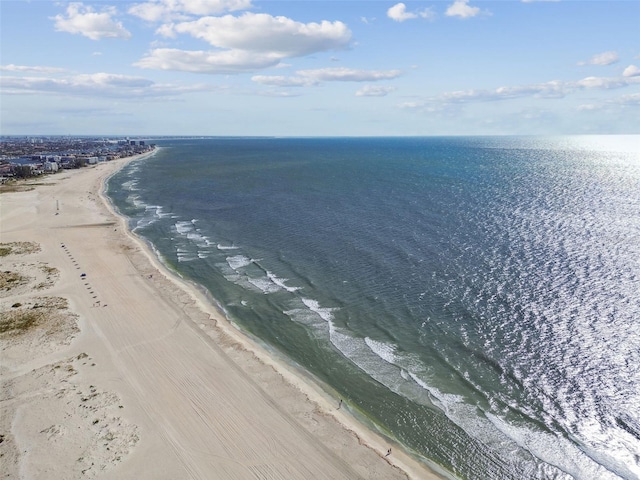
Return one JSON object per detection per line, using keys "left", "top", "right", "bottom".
{"left": 1, "top": 0, "right": 639, "bottom": 136}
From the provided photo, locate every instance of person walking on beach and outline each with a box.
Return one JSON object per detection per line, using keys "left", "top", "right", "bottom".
{"left": 386, "top": 448, "right": 391, "bottom": 457}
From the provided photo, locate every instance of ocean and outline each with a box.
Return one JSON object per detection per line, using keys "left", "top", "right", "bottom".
{"left": 106, "top": 136, "right": 640, "bottom": 480}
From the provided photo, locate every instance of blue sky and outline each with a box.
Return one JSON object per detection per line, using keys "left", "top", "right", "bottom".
{"left": 1, "top": 0, "right": 639, "bottom": 136}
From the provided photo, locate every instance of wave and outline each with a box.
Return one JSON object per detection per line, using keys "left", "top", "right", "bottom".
{"left": 486, "top": 413, "right": 623, "bottom": 480}
{"left": 301, "top": 298, "right": 335, "bottom": 322}
{"left": 364, "top": 335, "right": 629, "bottom": 479}
{"left": 121, "top": 179, "right": 138, "bottom": 191}
{"left": 175, "top": 247, "right": 196, "bottom": 262}
{"left": 217, "top": 244, "right": 239, "bottom": 250}
{"left": 267, "top": 271, "right": 301, "bottom": 293}
{"left": 226, "top": 255, "right": 253, "bottom": 270}
{"left": 175, "top": 220, "right": 196, "bottom": 235}
{"left": 248, "top": 277, "right": 282, "bottom": 294}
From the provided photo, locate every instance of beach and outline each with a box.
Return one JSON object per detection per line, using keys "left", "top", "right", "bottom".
{"left": 0, "top": 153, "right": 442, "bottom": 480}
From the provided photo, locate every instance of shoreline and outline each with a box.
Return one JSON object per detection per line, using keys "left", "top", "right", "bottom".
{"left": 1, "top": 151, "right": 445, "bottom": 479}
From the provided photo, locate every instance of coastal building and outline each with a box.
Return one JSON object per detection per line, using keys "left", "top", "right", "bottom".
{"left": 43, "top": 160, "right": 59, "bottom": 172}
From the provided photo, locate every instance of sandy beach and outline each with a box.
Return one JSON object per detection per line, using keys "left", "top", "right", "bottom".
{"left": 0, "top": 153, "right": 443, "bottom": 480}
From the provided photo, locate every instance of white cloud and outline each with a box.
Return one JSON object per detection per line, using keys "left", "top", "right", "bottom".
{"left": 387, "top": 3, "right": 434, "bottom": 22}
{"left": 0, "top": 64, "right": 66, "bottom": 74}
{"left": 400, "top": 74, "right": 640, "bottom": 111}
{"left": 613, "top": 93, "right": 640, "bottom": 106}
{"left": 297, "top": 67, "right": 402, "bottom": 82}
{"left": 445, "top": 0, "right": 482, "bottom": 19}
{"left": 251, "top": 75, "right": 317, "bottom": 87}
{"left": 135, "top": 48, "right": 282, "bottom": 74}
{"left": 578, "top": 51, "right": 619, "bottom": 66}
{"left": 622, "top": 65, "right": 640, "bottom": 77}
{"left": 53, "top": 3, "right": 131, "bottom": 40}
{"left": 76, "top": 73, "right": 153, "bottom": 88}
{"left": 575, "top": 76, "right": 627, "bottom": 89}
{"left": 355, "top": 85, "right": 396, "bottom": 97}
{"left": 0, "top": 72, "right": 217, "bottom": 98}
{"left": 577, "top": 104, "right": 600, "bottom": 111}
{"left": 255, "top": 90, "right": 302, "bottom": 98}
{"left": 162, "top": 13, "right": 351, "bottom": 57}
{"left": 128, "top": 0, "right": 252, "bottom": 22}
{"left": 252, "top": 68, "right": 402, "bottom": 88}
{"left": 139, "top": 13, "right": 351, "bottom": 74}
{"left": 580, "top": 93, "right": 640, "bottom": 111}
{"left": 388, "top": 3, "right": 414, "bottom": 22}
{"left": 155, "top": 23, "right": 178, "bottom": 38}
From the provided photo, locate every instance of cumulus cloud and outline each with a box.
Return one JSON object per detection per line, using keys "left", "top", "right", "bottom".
{"left": 0, "top": 64, "right": 66, "bottom": 74}
{"left": 355, "top": 85, "right": 396, "bottom": 97}
{"left": 445, "top": 0, "right": 482, "bottom": 18}
{"left": 160, "top": 13, "right": 350, "bottom": 57}
{"left": 53, "top": 3, "right": 131, "bottom": 40}
{"left": 138, "top": 12, "right": 352, "bottom": 74}
{"left": 387, "top": 3, "right": 434, "bottom": 22}
{"left": 252, "top": 68, "right": 402, "bottom": 87}
{"left": 0, "top": 72, "right": 217, "bottom": 98}
{"left": 128, "top": 0, "right": 252, "bottom": 22}
{"left": 622, "top": 65, "right": 640, "bottom": 77}
{"left": 578, "top": 51, "right": 619, "bottom": 66}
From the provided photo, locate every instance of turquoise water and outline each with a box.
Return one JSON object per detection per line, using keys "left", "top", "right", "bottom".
{"left": 107, "top": 136, "right": 640, "bottom": 480}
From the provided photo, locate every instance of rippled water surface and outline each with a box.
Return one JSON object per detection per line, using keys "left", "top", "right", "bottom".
{"left": 107, "top": 136, "right": 640, "bottom": 479}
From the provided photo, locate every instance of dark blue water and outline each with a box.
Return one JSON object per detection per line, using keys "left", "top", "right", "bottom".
{"left": 107, "top": 136, "right": 640, "bottom": 480}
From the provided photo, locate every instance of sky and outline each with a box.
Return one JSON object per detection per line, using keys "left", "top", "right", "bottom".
{"left": 1, "top": 0, "right": 639, "bottom": 136}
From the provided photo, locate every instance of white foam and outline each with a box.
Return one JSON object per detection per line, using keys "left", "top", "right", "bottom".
{"left": 486, "top": 413, "right": 622, "bottom": 480}
{"left": 226, "top": 255, "right": 252, "bottom": 270}
{"left": 135, "top": 217, "right": 157, "bottom": 230}
{"left": 128, "top": 194, "right": 144, "bottom": 209}
{"left": 187, "top": 231, "right": 210, "bottom": 248}
{"left": 329, "top": 328, "right": 437, "bottom": 408}
{"left": 177, "top": 249, "right": 197, "bottom": 262}
{"left": 175, "top": 221, "right": 193, "bottom": 235}
{"left": 301, "top": 298, "right": 335, "bottom": 322}
{"left": 216, "top": 262, "right": 242, "bottom": 282}
{"left": 248, "top": 277, "right": 281, "bottom": 294}
{"left": 267, "top": 271, "right": 301, "bottom": 293}
{"left": 217, "top": 244, "right": 239, "bottom": 250}
{"left": 122, "top": 179, "right": 138, "bottom": 190}
{"left": 407, "top": 372, "right": 522, "bottom": 451}
{"left": 153, "top": 205, "right": 171, "bottom": 218}
{"left": 365, "top": 337, "right": 397, "bottom": 364}
{"left": 284, "top": 308, "right": 323, "bottom": 328}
